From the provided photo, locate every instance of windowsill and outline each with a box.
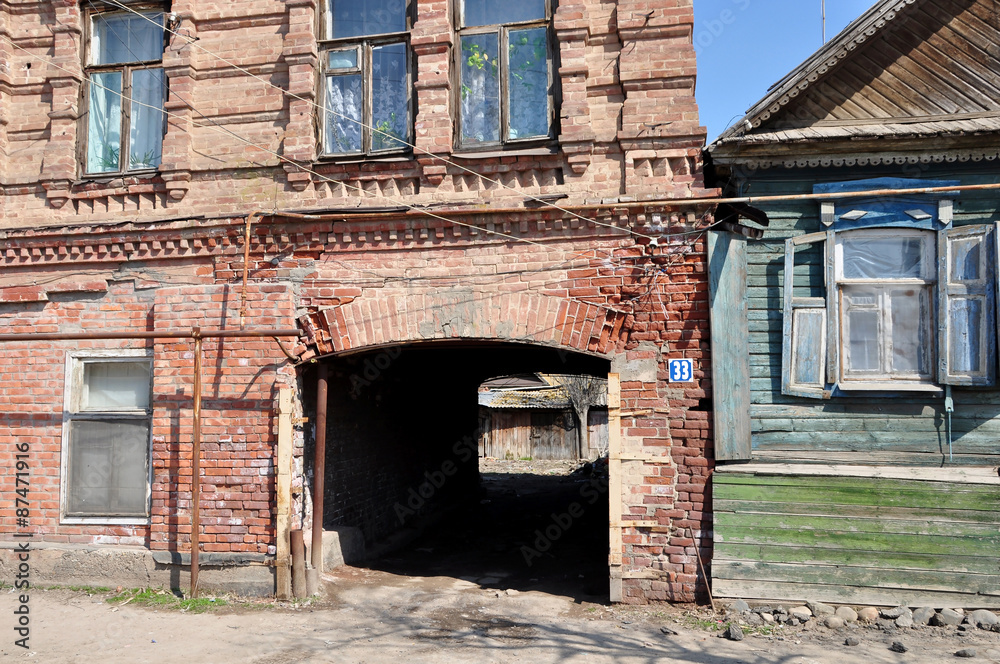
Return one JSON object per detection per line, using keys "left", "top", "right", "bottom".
{"left": 832, "top": 382, "right": 943, "bottom": 396}
{"left": 74, "top": 169, "right": 160, "bottom": 187}
{"left": 61, "top": 516, "right": 150, "bottom": 526}
{"left": 452, "top": 145, "right": 559, "bottom": 160}
{"left": 314, "top": 153, "right": 414, "bottom": 165}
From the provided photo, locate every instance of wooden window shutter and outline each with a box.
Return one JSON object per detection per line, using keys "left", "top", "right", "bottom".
{"left": 939, "top": 224, "right": 996, "bottom": 386}
{"left": 782, "top": 233, "right": 830, "bottom": 399}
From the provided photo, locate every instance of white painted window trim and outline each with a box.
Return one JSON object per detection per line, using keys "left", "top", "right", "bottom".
{"left": 60, "top": 349, "right": 153, "bottom": 526}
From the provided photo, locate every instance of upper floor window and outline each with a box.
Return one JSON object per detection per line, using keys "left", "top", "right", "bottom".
{"left": 84, "top": 8, "right": 167, "bottom": 175}
{"left": 320, "top": 0, "right": 411, "bottom": 156}
{"left": 457, "top": 0, "right": 554, "bottom": 149}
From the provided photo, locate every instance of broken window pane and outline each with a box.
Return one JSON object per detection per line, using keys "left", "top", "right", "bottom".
{"left": 950, "top": 298, "right": 982, "bottom": 373}
{"left": 507, "top": 28, "right": 549, "bottom": 140}
{"left": 87, "top": 72, "right": 123, "bottom": 173}
{"left": 67, "top": 419, "right": 149, "bottom": 516}
{"left": 129, "top": 68, "right": 164, "bottom": 170}
{"left": 371, "top": 43, "right": 409, "bottom": 151}
{"left": 324, "top": 73, "right": 363, "bottom": 153}
{"left": 841, "top": 234, "right": 928, "bottom": 280}
{"left": 460, "top": 33, "right": 500, "bottom": 145}
{"left": 463, "top": 0, "right": 545, "bottom": 26}
{"left": 328, "top": 0, "right": 406, "bottom": 39}
{"left": 92, "top": 12, "right": 164, "bottom": 65}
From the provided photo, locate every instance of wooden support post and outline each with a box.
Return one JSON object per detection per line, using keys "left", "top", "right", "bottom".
{"left": 276, "top": 387, "right": 293, "bottom": 600}
{"left": 607, "top": 373, "right": 623, "bottom": 602}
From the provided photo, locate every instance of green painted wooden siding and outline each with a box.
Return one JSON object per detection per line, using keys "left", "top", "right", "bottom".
{"left": 743, "top": 169, "right": 1000, "bottom": 466}
{"left": 713, "top": 472, "right": 1000, "bottom": 607}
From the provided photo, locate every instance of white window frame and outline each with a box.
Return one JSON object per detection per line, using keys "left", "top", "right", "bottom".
{"left": 318, "top": 0, "right": 412, "bottom": 157}
{"left": 61, "top": 349, "right": 153, "bottom": 525}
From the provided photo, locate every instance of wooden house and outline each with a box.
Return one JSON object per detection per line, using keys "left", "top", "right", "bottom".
{"left": 705, "top": 0, "right": 1000, "bottom": 607}
{"left": 478, "top": 374, "right": 608, "bottom": 461}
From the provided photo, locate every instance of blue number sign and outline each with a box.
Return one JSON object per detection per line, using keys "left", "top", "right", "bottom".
{"left": 668, "top": 358, "right": 694, "bottom": 383}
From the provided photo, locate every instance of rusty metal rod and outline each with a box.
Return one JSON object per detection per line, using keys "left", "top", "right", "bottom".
{"left": 239, "top": 212, "right": 259, "bottom": 329}
{"left": 191, "top": 328, "right": 203, "bottom": 598}
{"left": 0, "top": 329, "right": 301, "bottom": 342}
{"left": 311, "top": 364, "right": 328, "bottom": 576}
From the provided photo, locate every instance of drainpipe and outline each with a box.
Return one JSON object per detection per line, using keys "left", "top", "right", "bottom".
{"left": 308, "top": 364, "right": 329, "bottom": 594}
{"left": 190, "top": 327, "right": 203, "bottom": 598}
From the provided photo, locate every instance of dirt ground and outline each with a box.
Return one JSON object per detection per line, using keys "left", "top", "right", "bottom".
{"left": 3, "top": 460, "right": 999, "bottom": 663}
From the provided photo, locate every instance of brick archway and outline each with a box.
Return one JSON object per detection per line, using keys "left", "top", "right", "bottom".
{"left": 304, "top": 288, "right": 629, "bottom": 357}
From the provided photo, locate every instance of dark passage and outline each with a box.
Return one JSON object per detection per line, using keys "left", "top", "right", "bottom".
{"left": 303, "top": 342, "right": 610, "bottom": 603}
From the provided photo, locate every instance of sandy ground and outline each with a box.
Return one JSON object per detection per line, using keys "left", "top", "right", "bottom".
{"left": 3, "top": 461, "right": 999, "bottom": 663}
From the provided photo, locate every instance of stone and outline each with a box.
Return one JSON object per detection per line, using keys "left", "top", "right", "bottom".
{"left": 835, "top": 606, "right": 858, "bottom": 623}
{"left": 802, "top": 618, "right": 817, "bottom": 631}
{"left": 890, "top": 641, "right": 908, "bottom": 653}
{"left": 877, "top": 618, "right": 898, "bottom": 631}
{"left": 807, "top": 601, "right": 835, "bottom": 617}
{"left": 722, "top": 624, "right": 744, "bottom": 642}
{"left": 967, "top": 610, "right": 999, "bottom": 629}
{"left": 761, "top": 613, "right": 775, "bottom": 625}
{"left": 660, "top": 626, "right": 679, "bottom": 636}
{"left": 786, "top": 617, "right": 800, "bottom": 627}
{"left": 825, "top": 616, "right": 846, "bottom": 629}
{"left": 745, "top": 612, "right": 764, "bottom": 627}
{"left": 789, "top": 606, "right": 813, "bottom": 622}
{"left": 858, "top": 607, "right": 880, "bottom": 622}
{"left": 992, "top": 623, "right": 1000, "bottom": 634}
{"left": 956, "top": 648, "right": 977, "bottom": 658}
{"left": 881, "top": 606, "right": 910, "bottom": 619}
{"left": 752, "top": 606, "right": 775, "bottom": 615}
{"left": 912, "top": 607, "right": 936, "bottom": 626}
{"left": 933, "top": 609, "right": 965, "bottom": 627}
{"left": 729, "top": 600, "right": 750, "bottom": 614}
{"left": 896, "top": 614, "right": 914, "bottom": 629}
{"left": 845, "top": 636, "right": 861, "bottom": 647}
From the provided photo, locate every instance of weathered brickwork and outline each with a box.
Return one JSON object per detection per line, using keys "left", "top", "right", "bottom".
{"left": 0, "top": 0, "right": 713, "bottom": 602}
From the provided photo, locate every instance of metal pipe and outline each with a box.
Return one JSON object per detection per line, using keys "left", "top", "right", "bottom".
{"left": 311, "top": 364, "right": 328, "bottom": 576}
{"left": 190, "top": 328, "right": 203, "bottom": 598}
{"left": 0, "top": 328, "right": 301, "bottom": 342}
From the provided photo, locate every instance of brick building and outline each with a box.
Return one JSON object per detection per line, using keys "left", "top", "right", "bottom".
{"left": 0, "top": 0, "right": 716, "bottom": 603}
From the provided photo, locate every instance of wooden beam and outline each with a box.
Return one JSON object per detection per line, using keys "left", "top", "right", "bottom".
{"left": 607, "top": 373, "right": 623, "bottom": 602}
{"left": 276, "top": 387, "right": 293, "bottom": 600}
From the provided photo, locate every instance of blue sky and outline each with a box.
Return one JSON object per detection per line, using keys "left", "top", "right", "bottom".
{"left": 694, "top": 0, "right": 879, "bottom": 142}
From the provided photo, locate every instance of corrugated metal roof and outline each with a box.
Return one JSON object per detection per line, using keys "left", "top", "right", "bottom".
{"left": 478, "top": 374, "right": 608, "bottom": 410}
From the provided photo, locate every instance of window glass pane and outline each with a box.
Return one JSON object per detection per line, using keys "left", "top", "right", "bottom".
{"left": 460, "top": 33, "right": 500, "bottom": 145}
{"left": 463, "top": 0, "right": 545, "bottom": 27}
{"left": 507, "top": 28, "right": 549, "bottom": 140}
{"left": 950, "top": 237, "right": 982, "bottom": 282}
{"left": 92, "top": 12, "right": 164, "bottom": 65}
{"left": 890, "top": 288, "right": 930, "bottom": 374}
{"left": 83, "top": 361, "right": 151, "bottom": 410}
{"left": 841, "top": 234, "right": 928, "bottom": 280}
{"left": 950, "top": 298, "right": 983, "bottom": 373}
{"left": 68, "top": 419, "right": 149, "bottom": 516}
{"left": 329, "top": 0, "right": 406, "bottom": 39}
{"left": 324, "top": 74, "right": 363, "bottom": 153}
{"left": 792, "top": 309, "right": 824, "bottom": 386}
{"left": 371, "top": 43, "right": 410, "bottom": 151}
{"left": 87, "top": 72, "right": 123, "bottom": 173}
{"left": 129, "top": 68, "right": 164, "bottom": 170}
{"left": 843, "top": 288, "right": 880, "bottom": 373}
{"left": 328, "top": 48, "right": 359, "bottom": 69}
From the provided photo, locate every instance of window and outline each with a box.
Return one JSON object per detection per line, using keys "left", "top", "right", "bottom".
{"left": 84, "top": 8, "right": 167, "bottom": 175}
{"left": 63, "top": 355, "right": 152, "bottom": 520}
{"left": 320, "top": 0, "right": 411, "bottom": 156}
{"left": 457, "top": 0, "right": 554, "bottom": 148}
{"left": 783, "top": 178, "right": 998, "bottom": 399}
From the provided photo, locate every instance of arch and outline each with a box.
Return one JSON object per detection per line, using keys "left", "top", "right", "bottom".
{"left": 303, "top": 288, "right": 628, "bottom": 356}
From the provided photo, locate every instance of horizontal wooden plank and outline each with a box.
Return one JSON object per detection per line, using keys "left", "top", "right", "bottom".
{"left": 711, "top": 578, "right": 1000, "bottom": 609}
{"left": 713, "top": 498, "right": 1000, "bottom": 524}
{"left": 714, "top": 511, "right": 1000, "bottom": 540}
{"left": 712, "top": 561, "right": 1000, "bottom": 596}
{"left": 714, "top": 482, "right": 1000, "bottom": 512}
{"left": 716, "top": 524, "right": 997, "bottom": 557}
{"left": 715, "top": 542, "right": 1000, "bottom": 576}
{"left": 751, "top": 450, "right": 1000, "bottom": 466}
